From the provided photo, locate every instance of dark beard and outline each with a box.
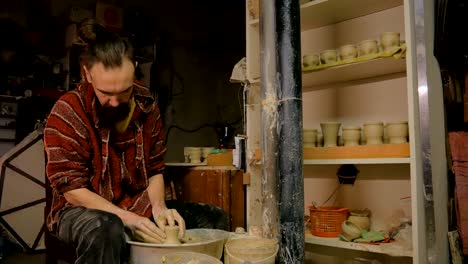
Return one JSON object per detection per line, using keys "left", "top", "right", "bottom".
{"left": 96, "top": 102, "right": 131, "bottom": 128}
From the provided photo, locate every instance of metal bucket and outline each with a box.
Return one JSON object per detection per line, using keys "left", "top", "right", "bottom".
{"left": 127, "top": 229, "right": 229, "bottom": 264}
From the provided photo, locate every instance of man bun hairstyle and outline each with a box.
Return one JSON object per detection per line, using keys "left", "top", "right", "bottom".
{"left": 79, "top": 19, "right": 135, "bottom": 70}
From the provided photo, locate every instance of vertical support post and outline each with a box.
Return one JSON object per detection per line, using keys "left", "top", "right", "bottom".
{"left": 260, "top": 0, "right": 279, "bottom": 240}
{"left": 276, "top": 0, "right": 304, "bottom": 263}
{"left": 407, "top": 0, "right": 449, "bottom": 262}
{"left": 260, "top": 0, "right": 304, "bottom": 262}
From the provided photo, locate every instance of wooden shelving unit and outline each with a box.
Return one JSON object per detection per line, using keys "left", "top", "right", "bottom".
{"left": 245, "top": 0, "right": 447, "bottom": 262}
{"left": 305, "top": 233, "right": 412, "bottom": 258}
{"left": 302, "top": 57, "right": 406, "bottom": 90}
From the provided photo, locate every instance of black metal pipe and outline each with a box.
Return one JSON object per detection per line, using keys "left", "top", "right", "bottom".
{"left": 276, "top": 0, "right": 304, "bottom": 263}
{"left": 260, "top": 0, "right": 304, "bottom": 262}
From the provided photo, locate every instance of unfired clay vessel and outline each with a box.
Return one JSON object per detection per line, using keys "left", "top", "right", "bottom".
{"left": 380, "top": 32, "right": 400, "bottom": 52}
{"left": 363, "top": 122, "right": 384, "bottom": 145}
{"left": 320, "top": 49, "right": 337, "bottom": 64}
{"left": 341, "top": 221, "right": 363, "bottom": 241}
{"left": 320, "top": 122, "right": 341, "bottom": 147}
{"left": 342, "top": 127, "right": 361, "bottom": 146}
{"left": 348, "top": 209, "right": 371, "bottom": 231}
{"left": 386, "top": 121, "right": 408, "bottom": 144}
{"left": 163, "top": 226, "right": 181, "bottom": 245}
{"left": 303, "top": 54, "right": 319, "bottom": 67}
{"left": 303, "top": 129, "right": 317, "bottom": 147}
{"left": 359, "top": 40, "right": 378, "bottom": 56}
{"left": 339, "top": 44, "right": 357, "bottom": 60}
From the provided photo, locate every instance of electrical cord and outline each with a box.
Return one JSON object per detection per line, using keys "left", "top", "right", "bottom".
{"left": 164, "top": 118, "right": 242, "bottom": 145}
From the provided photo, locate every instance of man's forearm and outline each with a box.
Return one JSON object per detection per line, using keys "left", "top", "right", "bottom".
{"left": 147, "top": 174, "right": 167, "bottom": 215}
{"left": 64, "top": 188, "right": 134, "bottom": 223}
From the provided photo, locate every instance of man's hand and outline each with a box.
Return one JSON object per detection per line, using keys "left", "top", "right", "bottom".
{"left": 153, "top": 208, "right": 186, "bottom": 237}
{"left": 123, "top": 212, "right": 166, "bottom": 244}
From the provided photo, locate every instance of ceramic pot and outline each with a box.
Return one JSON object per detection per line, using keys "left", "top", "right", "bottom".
{"left": 339, "top": 44, "right": 357, "bottom": 60}
{"left": 316, "top": 132, "right": 324, "bottom": 147}
{"left": 341, "top": 221, "right": 363, "bottom": 241}
{"left": 189, "top": 148, "right": 202, "bottom": 163}
{"left": 342, "top": 127, "right": 361, "bottom": 146}
{"left": 363, "top": 122, "right": 384, "bottom": 145}
{"left": 303, "top": 129, "right": 317, "bottom": 147}
{"left": 380, "top": 32, "right": 400, "bottom": 52}
{"left": 201, "top": 147, "right": 213, "bottom": 161}
{"left": 386, "top": 121, "right": 408, "bottom": 144}
{"left": 320, "top": 122, "right": 341, "bottom": 147}
{"left": 348, "top": 216, "right": 370, "bottom": 231}
{"left": 359, "top": 40, "right": 378, "bottom": 56}
{"left": 320, "top": 49, "right": 337, "bottom": 64}
{"left": 303, "top": 54, "right": 319, "bottom": 67}
{"left": 183, "top": 147, "right": 191, "bottom": 163}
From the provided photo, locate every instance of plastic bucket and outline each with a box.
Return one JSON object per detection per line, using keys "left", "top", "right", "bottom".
{"left": 160, "top": 251, "right": 222, "bottom": 264}
{"left": 224, "top": 238, "right": 278, "bottom": 264}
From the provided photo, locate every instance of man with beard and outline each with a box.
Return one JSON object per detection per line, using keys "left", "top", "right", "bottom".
{"left": 43, "top": 29, "right": 227, "bottom": 263}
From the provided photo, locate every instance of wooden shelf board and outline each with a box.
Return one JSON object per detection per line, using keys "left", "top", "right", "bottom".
{"left": 305, "top": 233, "right": 412, "bottom": 257}
{"left": 304, "top": 144, "right": 409, "bottom": 159}
{"left": 253, "top": 144, "right": 409, "bottom": 163}
{"left": 301, "top": 0, "right": 403, "bottom": 31}
{"left": 248, "top": 0, "right": 403, "bottom": 31}
{"left": 302, "top": 57, "right": 406, "bottom": 91}
{"left": 304, "top": 158, "right": 410, "bottom": 165}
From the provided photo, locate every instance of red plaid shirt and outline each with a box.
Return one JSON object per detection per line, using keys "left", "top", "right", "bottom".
{"left": 44, "top": 82, "right": 166, "bottom": 232}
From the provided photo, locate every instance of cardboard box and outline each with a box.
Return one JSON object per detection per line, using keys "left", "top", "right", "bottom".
{"left": 206, "top": 150, "right": 233, "bottom": 166}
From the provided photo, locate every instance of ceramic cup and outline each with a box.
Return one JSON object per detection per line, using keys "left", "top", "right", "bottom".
{"left": 339, "top": 44, "right": 358, "bottom": 60}
{"left": 359, "top": 40, "right": 379, "bottom": 56}
{"left": 316, "top": 132, "right": 324, "bottom": 147}
{"left": 183, "top": 147, "right": 191, "bottom": 163}
{"left": 201, "top": 147, "right": 214, "bottom": 161}
{"left": 320, "top": 49, "right": 337, "bottom": 64}
{"left": 342, "top": 127, "right": 361, "bottom": 146}
{"left": 341, "top": 221, "right": 363, "bottom": 241}
{"left": 380, "top": 32, "right": 400, "bottom": 52}
{"left": 320, "top": 122, "right": 341, "bottom": 147}
{"left": 189, "top": 147, "right": 202, "bottom": 163}
{"left": 363, "top": 122, "right": 384, "bottom": 145}
{"left": 386, "top": 121, "right": 409, "bottom": 144}
{"left": 303, "top": 54, "right": 320, "bottom": 67}
{"left": 348, "top": 215, "right": 370, "bottom": 231}
{"left": 303, "top": 129, "right": 317, "bottom": 147}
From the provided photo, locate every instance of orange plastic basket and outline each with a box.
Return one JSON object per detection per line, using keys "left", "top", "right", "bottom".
{"left": 309, "top": 206, "right": 349, "bottom": 237}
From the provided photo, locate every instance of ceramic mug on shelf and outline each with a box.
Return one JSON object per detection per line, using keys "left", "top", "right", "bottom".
{"left": 316, "top": 132, "right": 324, "bottom": 147}
{"left": 320, "top": 122, "right": 341, "bottom": 147}
{"left": 303, "top": 129, "right": 317, "bottom": 147}
{"left": 363, "top": 122, "right": 384, "bottom": 145}
{"left": 380, "top": 32, "right": 400, "bottom": 52}
{"left": 386, "top": 121, "right": 408, "bottom": 144}
{"left": 303, "top": 54, "right": 320, "bottom": 67}
{"left": 359, "top": 40, "right": 379, "bottom": 56}
{"left": 320, "top": 49, "right": 338, "bottom": 64}
{"left": 342, "top": 127, "right": 361, "bottom": 146}
{"left": 189, "top": 147, "right": 202, "bottom": 163}
{"left": 339, "top": 44, "right": 358, "bottom": 60}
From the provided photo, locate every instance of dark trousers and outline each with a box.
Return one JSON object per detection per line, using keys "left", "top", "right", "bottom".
{"left": 56, "top": 201, "right": 228, "bottom": 264}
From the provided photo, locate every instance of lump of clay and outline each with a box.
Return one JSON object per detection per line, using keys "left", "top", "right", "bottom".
{"left": 163, "top": 225, "right": 181, "bottom": 244}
